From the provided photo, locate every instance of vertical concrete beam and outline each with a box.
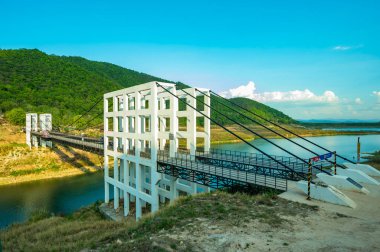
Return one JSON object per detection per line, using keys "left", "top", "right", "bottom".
{"left": 150, "top": 84, "right": 159, "bottom": 213}
{"left": 114, "top": 158, "right": 119, "bottom": 210}
{"left": 136, "top": 198, "right": 142, "bottom": 220}
{"left": 124, "top": 191, "right": 129, "bottom": 216}
{"left": 105, "top": 182, "right": 110, "bottom": 203}
{"left": 186, "top": 88, "right": 197, "bottom": 156}
{"left": 170, "top": 177, "right": 179, "bottom": 203}
{"left": 135, "top": 163, "right": 142, "bottom": 219}
{"left": 26, "top": 114, "right": 31, "bottom": 148}
{"left": 203, "top": 90, "right": 211, "bottom": 152}
{"left": 170, "top": 87, "right": 178, "bottom": 158}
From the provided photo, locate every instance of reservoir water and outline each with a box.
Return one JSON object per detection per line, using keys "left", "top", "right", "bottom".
{"left": 1, "top": 134, "right": 379, "bottom": 229}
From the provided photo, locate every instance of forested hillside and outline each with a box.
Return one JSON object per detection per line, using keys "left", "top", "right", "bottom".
{"left": 0, "top": 49, "right": 295, "bottom": 127}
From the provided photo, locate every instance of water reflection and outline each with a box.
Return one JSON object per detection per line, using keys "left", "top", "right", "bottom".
{"left": 1, "top": 134, "right": 379, "bottom": 228}
{"left": 0, "top": 172, "right": 108, "bottom": 228}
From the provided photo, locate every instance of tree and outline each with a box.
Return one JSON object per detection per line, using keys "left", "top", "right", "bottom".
{"left": 5, "top": 108, "right": 26, "bottom": 125}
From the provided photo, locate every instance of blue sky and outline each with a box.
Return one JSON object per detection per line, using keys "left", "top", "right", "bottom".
{"left": 1, "top": 0, "right": 379, "bottom": 120}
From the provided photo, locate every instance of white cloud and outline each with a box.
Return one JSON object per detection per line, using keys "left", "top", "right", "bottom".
{"left": 219, "top": 81, "right": 339, "bottom": 103}
{"left": 333, "top": 45, "right": 352, "bottom": 51}
{"left": 373, "top": 91, "right": 380, "bottom": 97}
{"left": 333, "top": 44, "right": 363, "bottom": 51}
{"left": 355, "top": 98, "right": 362, "bottom": 104}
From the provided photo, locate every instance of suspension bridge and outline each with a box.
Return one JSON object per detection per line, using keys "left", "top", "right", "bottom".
{"left": 26, "top": 82, "right": 380, "bottom": 220}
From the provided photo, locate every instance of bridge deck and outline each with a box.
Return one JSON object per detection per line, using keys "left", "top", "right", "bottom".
{"left": 31, "top": 131, "right": 103, "bottom": 154}
{"left": 30, "top": 131, "right": 331, "bottom": 191}
{"left": 196, "top": 149, "right": 327, "bottom": 175}
{"left": 157, "top": 151, "right": 288, "bottom": 190}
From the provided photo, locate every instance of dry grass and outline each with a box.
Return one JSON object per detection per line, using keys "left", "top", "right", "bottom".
{"left": 0, "top": 121, "right": 102, "bottom": 186}
{"left": 0, "top": 190, "right": 318, "bottom": 251}
{"left": 210, "top": 123, "right": 375, "bottom": 145}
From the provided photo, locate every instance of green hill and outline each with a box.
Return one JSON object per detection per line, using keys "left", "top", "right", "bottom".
{"left": 0, "top": 49, "right": 295, "bottom": 127}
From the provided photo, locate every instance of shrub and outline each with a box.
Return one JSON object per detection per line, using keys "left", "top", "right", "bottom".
{"left": 5, "top": 107, "right": 26, "bottom": 125}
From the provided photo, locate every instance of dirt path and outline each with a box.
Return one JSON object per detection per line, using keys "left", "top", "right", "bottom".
{"left": 151, "top": 206, "right": 379, "bottom": 252}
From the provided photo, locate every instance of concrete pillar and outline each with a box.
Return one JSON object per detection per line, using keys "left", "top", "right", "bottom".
{"left": 186, "top": 88, "right": 197, "bottom": 156}
{"left": 170, "top": 177, "right": 178, "bottom": 203}
{"left": 114, "top": 186, "right": 119, "bottom": 210}
{"left": 114, "top": 158, "right": 119, "bottom": 209}
{"left": 32, "top": 135, "right": 39, "bottom": 148}
{"left": 170, "top": 87, "right": 178, "bottom": 158}
{"left": 204, "top": 90, "right": 211, "bottom": 152}
{"left": 26, "top": 114, "right": 31, "bottom": 148}
{"left": 105, "top": 182, "right": 110, "bottom": 203}
{"left": 150, "top": 84, "right": 159, "bottom": 213}
{"left": 136, "top": 162, "right": 142, "bottom": 219}
{"left": 124, "top": 191, "right": 129, "bottom": 216}
{"left": 136, "top": 198, "right": 142, "bottom": 220}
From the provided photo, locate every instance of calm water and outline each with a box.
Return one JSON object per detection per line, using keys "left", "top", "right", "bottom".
{"left": 1, "top": 134, "right": 379, "bottom": 229}
{"left": 322, "top": 128, "right": 380, "bottom": 132}
{"left": 0, "top": 172, "right": 110, "bottom": 228}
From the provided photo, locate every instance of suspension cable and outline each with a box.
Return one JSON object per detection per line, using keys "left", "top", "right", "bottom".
{"left": 69, "top": 111, "right": 103, "bottom": 132}
{"left": 179, "top": 87, "right": 331, "bottom": 175}
{"left": 66, "top": 97, "right": 103, "bottom": 128}
{"left": 211, "top": 90, "right": 355, "bottom": 164}
{"left": 197, "top": 88, "right": 344, "bottom": 168}
{"left": 156, "top": 82, "right": 310, "bottom": 181}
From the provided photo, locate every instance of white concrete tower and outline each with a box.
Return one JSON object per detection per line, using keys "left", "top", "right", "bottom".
{"left": 26, "top": 113, "right": 38, "bottom": 148}
{"left": 39, "top": 114, "right": 52, "bottom": 131}
{"left": 103, "top": 82, "right": 211, "bottom": 220}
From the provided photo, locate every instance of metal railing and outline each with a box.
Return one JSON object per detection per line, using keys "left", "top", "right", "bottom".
{"left": 157, "top": 150, "right": 288, "bottom": 190}
{"left": 199, "top": 148, "right": 327, "bottom": 174}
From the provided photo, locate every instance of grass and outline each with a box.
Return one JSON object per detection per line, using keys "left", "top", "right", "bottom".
{"left": 10, "top": 167, "right": 47, "bottom": 176}
{"left": 0, "top": 121, "right": 102, "bottom": 185}
{"left": 0, "top": 190, "right": 318, "bottom": 251}
{"left": 209, "top": 123, "right": 378, "bottom": 145}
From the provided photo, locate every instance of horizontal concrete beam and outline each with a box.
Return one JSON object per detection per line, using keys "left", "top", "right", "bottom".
{"left": 343, "top": 163, "right": 380, "bottom": 177}
{"left": 336, "top": 168, "right": 380, "bottom": 186}
{"left": 297, "top": 181, "right": 356, "bottom": 208}
{"left": 317, "top": 173, "right": 369, "bottom": 194}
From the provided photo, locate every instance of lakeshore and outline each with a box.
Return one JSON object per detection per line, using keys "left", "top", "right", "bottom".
{"left": 1, "top": 186, "right": 379, "bottom": 251}
{"left": 1, "top": 122, "right": 379, "bottom": 250}
{"left": 0, "top": 122, "right": 102, "bottom": 186}
{"left": 1, "top": 121, "right": 379, "bottom": 186}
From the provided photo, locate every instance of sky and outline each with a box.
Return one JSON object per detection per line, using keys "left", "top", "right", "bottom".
{"left": 1, "top": 0, "right": 379, "bottom": 120}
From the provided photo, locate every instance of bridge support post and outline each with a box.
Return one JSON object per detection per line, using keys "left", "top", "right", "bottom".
{"left": 186, "top": 88, "right": 197, "bottom": 157}
{"left": 104, "top": 154, "right": 109, "bottom": 203}
{"left": 150, "top": 84, "right": 159, "bottom": 213}
{"left": 114, "top": 158, "right": 120, "bottom": 210}
{"left": 169, "top": 177, "right": 179, "bottom": 203}
{"left": 105, "top": 182, "right": 110, "bottom": 204}
{"left": 124, "top": 191, "right": 129, "bottom": 216}
{"left": 203, "top": 89, "right": 211, "bottom": 152}
{"left": 307, "top": 159, "right": 312, "bottom": 200}
{"left": 26, "top": 113, "right": 38, "bottom": 148}
{"left": 136, "top": 198, "right": 142, "bottom": 220}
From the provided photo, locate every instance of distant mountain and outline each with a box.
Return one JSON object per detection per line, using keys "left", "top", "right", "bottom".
{"left": 299, "top": 119, "right": 380, "bottom": 123}
{"left": 0, "top": 49, "right": 295, "bottom": 126}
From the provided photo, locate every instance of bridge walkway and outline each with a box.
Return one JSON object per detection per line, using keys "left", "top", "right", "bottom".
{"left": 31, "top": 131, "right": 104, "bottom": 154}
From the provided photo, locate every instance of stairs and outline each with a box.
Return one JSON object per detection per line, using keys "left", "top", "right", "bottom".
{"left": 295, "top": 163, "right": 380, "bottom": 208}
